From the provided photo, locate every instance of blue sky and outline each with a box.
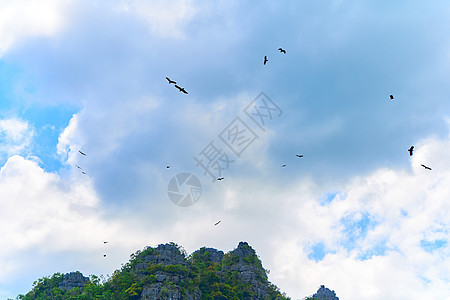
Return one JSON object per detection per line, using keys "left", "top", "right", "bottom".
{"left": 0, "top": 1, "right": 449, "bottom": 299}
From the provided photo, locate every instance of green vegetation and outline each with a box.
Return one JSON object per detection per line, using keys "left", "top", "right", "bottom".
{"left": 18, "top": 243, "right": 290, "bottom": 300}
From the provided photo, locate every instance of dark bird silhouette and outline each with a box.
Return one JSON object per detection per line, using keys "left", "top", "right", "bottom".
{"left": 264, "top": 56, "right": 268, "bottom": 65}
{"left": 296, "top": 155, "right": 303, "bottom": 158}
{"left": 217, "top": 177, "right": 224, "bottom": 181}
{"left": 281, "top": 164, "right": 286, "bottom": 167}
{"left": 81, "top": 171, "right": 87, "bottom": 175}
{"left": 79, "top": 150, "right": 86, "bottom": 156}
{"left": 214, "top": 221, "right": 221, "bottom": 226}
{"left": 174, "top": 85, "right": 188, "bottom": 94}
{"left": 408, "top": 146, "right": 414, "bottom": 156}
{"left": 278, "top": 48, "right": 286, "bottom": 54}
{"left": 76, "top": 165, "right": 82, "bottom": 169}
{"left": 103, "top": 254, "right": 107, "bottom": 258}
{"left": 103, "top": 241, "right": 108, "bottom": 244}
{"left": 421, "top": 164, "right": 432, "bottom": 170}
{"left": 165, "top": 77, "right": 176, "bottom": 84}
{"left": 390, "top": 95, "right": 394, "bottom": 100}
{"left": 166, "top": 166, "right": 170, "bottom": 169}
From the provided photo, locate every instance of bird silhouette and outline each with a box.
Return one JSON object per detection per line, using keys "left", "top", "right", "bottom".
{"left": 408, "top": 146, "right": 414, "bottom": 156}
{"left": 264, "top": 56, "right": 268, "bottom": 65}
{"left": 281, "top": 164, "right": 286, "bottom": 167}
{"left": 214, "top": 221, "right": 221, "bottom": 226}
{"left": 79, "top": 150, "right": 86, "bottom": 156}
{"left": 81, "top": 171, "right": 87, "bottom": 175}
{"left": 390, "top": 95, "right": 394, "bottom": 100}
{"left": 421, "top": 164, "right": 432, "bottom": 170}
{"left": 103, "top": 254, "right": 107, "bottom": 258}
{"left": 166, "top": 166, "right": 170, "bottom": 169}
{"left": 174, "top": 85, "right": 188, "bottom": 94}
{"left": 296, "top": 155, "right": 303, "bottom": 158}
{"left": 217, "top": 177, "right": 224, "bottom": 181}
{"left": 76, "top": 165, "right": 82, "bottom": 169}
{"left": 278, "top": 48, "right": 286, "bottom": 54}
{"left": 103, "top": 241, "right": 108, "bottom": 244}
{"left": 165, "top": 77, "right": 176, "bottom": 84}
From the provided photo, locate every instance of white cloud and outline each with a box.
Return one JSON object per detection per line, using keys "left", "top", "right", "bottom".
{"left": 0, "top": 118, "right": 34, "bottom": 159}
{"left": 115, "top": 0, "right": 197, "bottom": 39}
{"left": 0, "top": 0, "right": 72, "bottom": 56}
{"left": 261, "top": 134, "right": 450, "bottom": 299}
{"left": 0, "top": 154, "right": 147, "bottom": 297}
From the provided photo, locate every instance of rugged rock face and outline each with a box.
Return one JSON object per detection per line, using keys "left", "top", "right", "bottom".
{"left": 57, "top": 272, "right": 89, "bottom": 291}
{"left": 221, "top": 241, "right": 270, "bottom": 299}
{"left": 312, "top": 285, "right": 339, "bottom": 300}
{"left": 133, "top": 243, "right": 200, "bottom": 300}
{"left": 191, "top": 247, "right": 224, "bottom": 263}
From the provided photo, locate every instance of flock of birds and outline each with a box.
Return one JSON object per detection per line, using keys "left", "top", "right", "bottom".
{"left": 72, "top": 46, "right": 433, "bottom": 256}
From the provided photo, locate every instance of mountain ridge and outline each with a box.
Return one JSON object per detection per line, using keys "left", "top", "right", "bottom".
{"left": 18, "top": 242, "right": 338, "bottom": 300}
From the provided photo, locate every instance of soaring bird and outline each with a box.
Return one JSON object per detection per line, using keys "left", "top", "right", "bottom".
{"left": 76, "top": 165, "right": 82, "bottom": 169}
{"left": 296, "top": 154, "right": 303, "bottom": 158}
{"left": 103, "top": 254, "right": 107, "bottom": 258}
{"left": 390, "top": 94, "right": 394, "bottom": 100}
{"left": 166, "top": 166, "right": 171, "bottom": 169}
{"left": 214, "top": 221, "right": 221, "bottom": 226}
{"left": 79, "top": 150, "right": 86, "bottom": 156}
{"left": 408, "top": 146, "right": 414, "bottom": 156}
{"left": 281, "top": 164, "right": 286, "bottom": 167}
{"left": 264, "top": 56, "right": 268, "bottom": 65}
{"left": 217, "top": 177, "right": 224, "bottom": 181}
{"left": 278, "top": 48, "right": 286, "bottom": 54}
{"left": 421, "top": 164, "right": 432, "bottom": 170}
{"left": 165, "top": 77, "right": 176, "bottom": 84}
{"left": 81, "top": 171, "right": 87, "bottom": 175}
{"left": 103, "top": 241, "right": 108, "bottom": 244}
{"left": 174, "top": 85, "right": 188, "bottom": 94}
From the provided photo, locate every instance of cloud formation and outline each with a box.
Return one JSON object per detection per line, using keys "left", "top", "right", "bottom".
{"left": 0, "top": 0, "right": 71, "bottom": 56}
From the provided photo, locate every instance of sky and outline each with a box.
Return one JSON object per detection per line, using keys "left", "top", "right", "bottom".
{"left": 0, "top": 0, "right": 449, "bottom": 299}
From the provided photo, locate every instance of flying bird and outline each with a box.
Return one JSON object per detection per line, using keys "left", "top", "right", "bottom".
{"left": 296, "top": 155, "right": 303, "bottom": 158}
{"left": 264, "top": 56, "right": 268, "bottom": 65}
{"left": 214, "top": 221, "right": 221, "bottom": 226}
{"left": 103, "top": 241, "right": 108, "bottom": 244}
{"left": 421, "top": 164, "right": 432, "bottom": 170}
{"left": 103, "top": 254, "right": 107, "bottom": 258}
{"left": 408, "top": 146, "right": 414, "bottom": 156}
{"left": 281, "top": 164, "right": 286, "bottom": 167}
{"left": 76, "top": 165, "right": 82, "bottom": 169}
{"left": 278, "top": 48, "right": 286, "bottom": 54}
{"left": 81, "top": 171, "right": 87, "bottom": 175}
{"left": 174, "top": 85, "right": 188, "bottom": 94}
{"left": 79, "top": 150, "right": 86, "bottom": 156}
{"left": 166, "top": 166, "right": 171, "bottom": 169}
{"left": 390, "top": 94, "right": 394, "bottom": 100}
{"left": 217, "top": 177, "right": 224, "bottom": 181}
{"left": 165, "top": 77, "right": 176, "bottom": 84}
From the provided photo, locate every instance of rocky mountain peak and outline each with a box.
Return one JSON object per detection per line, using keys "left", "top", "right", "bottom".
{"left": 311, "top": 285, "right": 339, "bottom": 300}
{"left": 57, "top": 272, "right": 89, "bottom": 291}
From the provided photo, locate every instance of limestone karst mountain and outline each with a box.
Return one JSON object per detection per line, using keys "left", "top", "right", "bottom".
{"left": 18, "top": 242, "right": 340, "bottom": 300}
{"left": 18, "top": 242, "right": 290, "bottom": 300}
